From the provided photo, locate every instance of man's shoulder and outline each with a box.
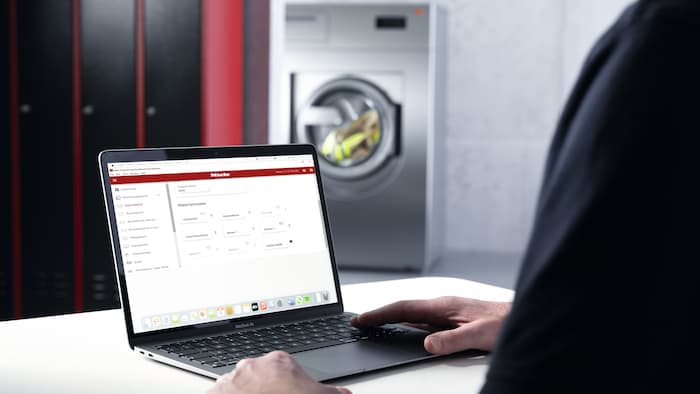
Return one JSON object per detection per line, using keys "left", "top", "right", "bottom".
{"left": 632, "top": 0, "right": 700, "bottom": 32}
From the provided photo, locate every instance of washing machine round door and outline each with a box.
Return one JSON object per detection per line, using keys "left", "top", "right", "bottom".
{"left": 295, "top": 78, "right": 398, "bottom": 181}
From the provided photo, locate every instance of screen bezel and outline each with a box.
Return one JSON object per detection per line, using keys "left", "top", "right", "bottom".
{"left": 98, "top": 144, "right": 344, "bottom": 347}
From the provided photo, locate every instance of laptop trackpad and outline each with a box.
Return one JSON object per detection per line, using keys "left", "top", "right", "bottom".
{"left": 293, "top": 341, "right": 430, "bottom": 380}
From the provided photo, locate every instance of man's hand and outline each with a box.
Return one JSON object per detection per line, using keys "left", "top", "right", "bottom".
{"left": 206, "top": 351, "right": 351, "bottom": 394}
{"left": 352, "top": 296, "right": 511, "bottom": 354}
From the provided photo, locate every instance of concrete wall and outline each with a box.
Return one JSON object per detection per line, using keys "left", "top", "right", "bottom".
{"left": 269, "top": 0, "right": 634, "bottom": 255}
{"left": 441, "top": 0, "right": 633, "bottom": 254}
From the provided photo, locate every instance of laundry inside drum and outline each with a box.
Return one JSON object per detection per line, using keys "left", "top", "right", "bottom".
{"left": 318, "top": 108, "right": 382, "bottom": 167}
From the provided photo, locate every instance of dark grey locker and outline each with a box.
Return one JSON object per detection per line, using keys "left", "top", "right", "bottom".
{"left": 17, "top": 0, "right": 74, "bottom": 318}
{"left": 80, "top": 0, "right": 137, "bottom": 311}
{"left": 244, "top": 0, "right": 269, "bottom": 145}
{"left": 144, "top": 0, "right": 201, "bottom": 147}
{"left": 1, "top": 0, "right": 12, "bottom": 320}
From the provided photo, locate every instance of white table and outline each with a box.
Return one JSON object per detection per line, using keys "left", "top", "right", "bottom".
{"left": 0, "top": 277, "right": 513, "bottom": 394}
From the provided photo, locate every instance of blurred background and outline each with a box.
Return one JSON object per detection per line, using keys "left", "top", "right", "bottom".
{"left": 1, "top": 0, "right": 632, "bottom": 321}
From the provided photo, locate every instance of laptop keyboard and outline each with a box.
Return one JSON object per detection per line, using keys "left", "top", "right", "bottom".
{"left": 155, "top": 314, "right": 409, "bottom": 369}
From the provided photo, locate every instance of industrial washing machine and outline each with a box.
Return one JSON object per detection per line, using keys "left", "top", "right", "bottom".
{"left": 271, "top": 2, "right": 445, "bottom": 271}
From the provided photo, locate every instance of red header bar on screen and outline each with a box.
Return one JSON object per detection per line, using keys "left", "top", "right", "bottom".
{"left": 109, "top": 166, "right": 315, "bottom": 185}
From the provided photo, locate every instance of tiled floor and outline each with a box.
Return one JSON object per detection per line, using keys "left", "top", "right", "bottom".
{"left": 338, "top": 250, "right": 522, "bottom": 290}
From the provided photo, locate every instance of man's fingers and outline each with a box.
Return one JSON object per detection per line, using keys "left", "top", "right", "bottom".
{"left": 351, "top": 298, "right": 455, "bottom": 327}
{"left": 216, "top": 371, "right": 234, "bottom": 383}
{"left": 424, "top": 318, "right": 502, "bottom": 354}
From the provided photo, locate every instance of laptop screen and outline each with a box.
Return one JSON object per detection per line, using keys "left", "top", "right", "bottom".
{"left": 106, "top": 153, "right": 339, "bottom": 334}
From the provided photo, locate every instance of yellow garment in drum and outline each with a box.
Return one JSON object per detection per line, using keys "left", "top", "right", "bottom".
{"left": 320, "top": 110, "right": 381, "bottom": 164}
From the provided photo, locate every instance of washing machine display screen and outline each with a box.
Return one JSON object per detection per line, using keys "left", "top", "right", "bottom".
{"left": 107, "top": 154, "right": 338, "bottom": 334}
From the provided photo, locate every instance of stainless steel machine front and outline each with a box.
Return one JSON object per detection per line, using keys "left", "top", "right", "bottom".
{"left": 273, "top": 3, "right": 445, "bottom": 271}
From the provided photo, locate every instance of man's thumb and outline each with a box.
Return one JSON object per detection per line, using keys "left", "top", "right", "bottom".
{"left": 424, "top": 320, "right": 497, "bottom": 354}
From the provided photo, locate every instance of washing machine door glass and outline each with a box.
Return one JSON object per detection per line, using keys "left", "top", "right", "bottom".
{"left": 296, "top": 78, "right": 397, "bottom": 180}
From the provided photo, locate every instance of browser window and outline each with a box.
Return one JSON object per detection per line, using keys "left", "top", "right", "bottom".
{"left": 107, "top": 154, "right": 338, "bottom": 334}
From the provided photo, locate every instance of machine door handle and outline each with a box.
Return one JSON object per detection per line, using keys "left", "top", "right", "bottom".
{"left": 298, "top": 106, "right": 342, "bottom": 127}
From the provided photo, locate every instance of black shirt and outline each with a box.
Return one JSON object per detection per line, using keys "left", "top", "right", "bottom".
{"left": 482, "top": 1, "right": 700, "bottom": 392}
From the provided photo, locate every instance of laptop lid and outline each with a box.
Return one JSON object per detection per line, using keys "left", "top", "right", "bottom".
{"left": 98, "top": 145, "right": 344, "bottom": 347}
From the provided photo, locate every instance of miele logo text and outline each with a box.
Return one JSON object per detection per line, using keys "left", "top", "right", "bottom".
{"left": 209, "top": 172, "right": 230, "bottom": 178}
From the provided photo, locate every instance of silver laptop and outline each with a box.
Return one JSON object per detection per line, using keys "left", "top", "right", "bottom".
{"left": 98, "top": 144, "right": 439, "bottom": 381}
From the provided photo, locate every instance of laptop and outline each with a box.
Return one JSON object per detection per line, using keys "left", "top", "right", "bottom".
{"left": 98, "top": 144, "right": 439, "bottom": 381}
